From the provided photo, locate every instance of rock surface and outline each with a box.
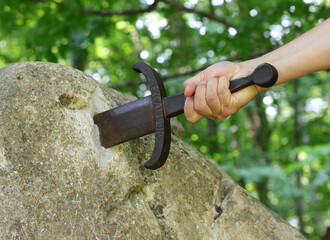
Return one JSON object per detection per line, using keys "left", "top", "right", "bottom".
{"left": 0, "top": 62, "right": 305, "bottom": 239}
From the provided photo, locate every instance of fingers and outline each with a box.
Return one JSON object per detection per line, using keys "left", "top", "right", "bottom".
{"left": 184, "top": 79, "right": 220, "bottom": 123}
{"left": 184, "top": 75, "right": 255, "bottom": 122}
{"left": 206, "top": 78, "right": 221, "bottom": 117}
{"left": 184, "top": 82, "right": 213, "bottom": 123}
{"left": 217, "top": 76, "right": 232, "bottom": 120}
{"left": 184, "top": 97, "right": 202, "bottom": 123}
{"left": 183, "top": 61, "right": 236, "bottom": 97}
{"left": 200, "top": 76, "right": 233, "bottom": 120}
{"left": 194, "top": 82, "right": 214, "bottom": 118}
{"left": 183, "top": 61, "right": 259, "bottom": 122}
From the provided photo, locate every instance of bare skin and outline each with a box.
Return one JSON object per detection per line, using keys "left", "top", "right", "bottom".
{"left": 184, "top": 18, "right": 330, "bottom": 123}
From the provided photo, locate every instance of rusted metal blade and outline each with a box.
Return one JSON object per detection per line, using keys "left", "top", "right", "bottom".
{"left": 93, "top": 92, "right": 186, "bottom": 149}
{"left": 93, "top": 96, "right": 155, "bottom": 148}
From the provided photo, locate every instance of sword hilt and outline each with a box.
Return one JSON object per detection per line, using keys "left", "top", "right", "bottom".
{"left": 132, "top": 62, "right": 278, "bottom": 170}
{"left": 94, "top": 62, "right": 278, "bottom": 170}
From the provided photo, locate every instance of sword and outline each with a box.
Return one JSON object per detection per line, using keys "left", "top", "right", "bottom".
{"left": 93, "top": 62, "right": 278, "bottom": 170}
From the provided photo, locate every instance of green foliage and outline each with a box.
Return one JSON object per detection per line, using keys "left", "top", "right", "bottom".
{"left": 0, "top": 0, "right": 329, "bottom": 239}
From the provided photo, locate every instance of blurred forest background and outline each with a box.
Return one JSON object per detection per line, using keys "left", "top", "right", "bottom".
{"left": 0, "top": 0, "right": 329, "bottom": 239}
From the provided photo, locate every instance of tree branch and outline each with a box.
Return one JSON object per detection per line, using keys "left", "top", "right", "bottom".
{"left": 111, "top": 64, "right": 209, "bottom": 89}
{"left": 84, "top": 0, "right": 233, "bottom": 28}
{"left": 85, "top": 1, "right": 159, "bottom": 16}
{"left": 111, "top": 49, "right": 273, "bottom": 89}
{"left": 162, "top": 47, "right": 275, "bottom": 81}
{"left": 161, "top": 52, "right": 243, "bottom": 81}
{"left": 110, "top": 62, "right": 220, "bottom": 89}
{"left": 162, "top": 64, "right": 209, "bottom": 81}
{"left": 160, "top": 0, "right": 234, "bottom": 28}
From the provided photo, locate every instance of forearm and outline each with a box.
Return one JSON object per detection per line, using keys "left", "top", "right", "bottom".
{"left": 245, "top": 18, "right": 330, "bottom": 87}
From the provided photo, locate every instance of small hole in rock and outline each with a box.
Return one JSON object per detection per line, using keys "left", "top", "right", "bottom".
{"left": 59, "top": 94, "right": 75, "bottom": 108}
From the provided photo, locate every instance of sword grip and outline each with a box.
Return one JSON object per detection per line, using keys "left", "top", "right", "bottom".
{"left": 163, "top": 92, "right": 186, "bottom": 119}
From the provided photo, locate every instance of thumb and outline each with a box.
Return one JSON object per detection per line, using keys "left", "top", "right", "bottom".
{"left": 231, "top": 85, "right": 259, "bottom": 110}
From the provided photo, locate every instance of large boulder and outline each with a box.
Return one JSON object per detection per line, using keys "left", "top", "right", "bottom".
{"left": 0, "top": 62, "right": 305, "bottom": 239}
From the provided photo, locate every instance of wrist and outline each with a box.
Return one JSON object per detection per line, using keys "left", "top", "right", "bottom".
{"left": 239, "top": 58, "right": 265, "bottom": 92}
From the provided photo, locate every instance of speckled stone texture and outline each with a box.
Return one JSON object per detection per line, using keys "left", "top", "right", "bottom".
{"left": 0, "top": 62, "right": 305, "bottom": 240}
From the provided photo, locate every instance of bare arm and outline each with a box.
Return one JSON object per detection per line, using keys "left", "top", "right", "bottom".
{"left": 249, "top": 17, "right": 330, "bottom": 87}
{"left": 184, "top": 18, "right": 330, "bottom": 123}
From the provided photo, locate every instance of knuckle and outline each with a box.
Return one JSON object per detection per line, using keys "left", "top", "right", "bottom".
{"left": 206, "top": 91, "right": 217, "bottom": 103}
{"left": 194, "top": 102, "right": 206, "bottom": 113}
{"left": 186, "top": 117, "right": 195, "bottom": 123}
{"left": 218, "top": 86, "right": 228, "bottom": 96}
{"left": 198, "top": 71, "right": 207, "bottom": 82}
{"left": 184, "top": 79, "right": 192, "bottom": 87}
{"left": 195, "top": 105, "right": 204, "bottom": 114}
{"left": 218, "top": 115, "right": 228, "bottom": 120}
{"left": 217, "top": 108, "right": 237, "bottom": 120}
{"left": 186, "top": 115, "right": 198, "bottom": 123}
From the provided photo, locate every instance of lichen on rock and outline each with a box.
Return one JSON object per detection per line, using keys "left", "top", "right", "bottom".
{"left": 0, "top": 62, "right": 305, "bottom": 239}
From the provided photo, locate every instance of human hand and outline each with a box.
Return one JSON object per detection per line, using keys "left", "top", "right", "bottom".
{"left": 183, "top": 61, "right": 260, "bottom": 123}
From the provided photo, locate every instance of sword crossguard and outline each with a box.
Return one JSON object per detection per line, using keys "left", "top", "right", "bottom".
{"left": 132, "top": 62, "right": 171, "bottom": 170}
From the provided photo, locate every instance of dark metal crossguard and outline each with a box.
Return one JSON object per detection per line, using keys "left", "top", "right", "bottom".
{"left": 93, "top": 62, "right": 278, "bottom": 170}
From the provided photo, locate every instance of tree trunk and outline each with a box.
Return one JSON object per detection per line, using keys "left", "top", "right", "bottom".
{"left": 70, "top": 29, "right": 88, "bottom": 71}
{"left": 293, "top": 79, "right": 305, "bottom": 235}
{"left": 246, "top": 94, "right": 272, "bottom": 207}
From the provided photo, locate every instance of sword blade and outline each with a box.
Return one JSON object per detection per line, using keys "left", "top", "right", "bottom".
{"left": 93, "top": 96, "right": 155, "bottom": 148}
{"left": 93, "top": 92, "right": 187, "bottom": 148}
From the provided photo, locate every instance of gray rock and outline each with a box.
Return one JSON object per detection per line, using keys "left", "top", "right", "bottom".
{"left": 0, "top": 62, "right": 305, "bottom": 239}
